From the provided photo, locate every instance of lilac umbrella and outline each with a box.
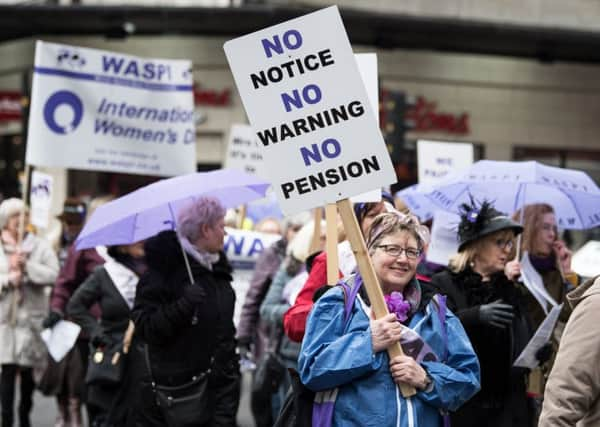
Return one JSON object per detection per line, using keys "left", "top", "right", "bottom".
{"left": 75, "top": 169, "right": 271, "bottom": 250}
{"left": 397, "top": 160, "right": 600, "bottom": 230}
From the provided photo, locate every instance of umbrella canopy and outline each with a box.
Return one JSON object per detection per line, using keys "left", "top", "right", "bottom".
{"left": 397, "top": 160, "right": 600, "bottom": 230}
{"left": 75, "top": 169, "right": 271, "bottom": 250}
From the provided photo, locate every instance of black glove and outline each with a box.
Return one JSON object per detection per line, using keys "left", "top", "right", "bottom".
{"left": 479, "top": 299, "right": 514, "bottom": 328}
{"left": 91, "top": 334, "right": 109, "bottom": 348}
{"left": 183, "top": 284, "right": 206, "bottom": 304}
{"left": 42, "top": 310, "right": 63, "bottom": 329}
{"left": 535, "top": 342, "right": 553, "bottom": 365}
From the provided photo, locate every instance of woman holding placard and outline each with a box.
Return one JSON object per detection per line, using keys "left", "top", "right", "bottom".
{"left": 299, "top": 211, "right": 480, "bottom": 427}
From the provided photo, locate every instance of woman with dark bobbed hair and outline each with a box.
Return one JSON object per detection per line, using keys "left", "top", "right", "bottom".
{"left": 431, "top": 199, "right": 533, "bottom": 427}
{"left": 131, "top": 196, "right": 240, "bottom": 427}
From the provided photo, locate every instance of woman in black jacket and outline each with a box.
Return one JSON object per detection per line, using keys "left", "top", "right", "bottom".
{"left": 430, "top": 199, "right": 533, "bottom": 427}
{"left": 131, "top": 196, "right": 240, "bottom": 427}
{"left": 67, "top": 242, "right": 145, "bottom": 426}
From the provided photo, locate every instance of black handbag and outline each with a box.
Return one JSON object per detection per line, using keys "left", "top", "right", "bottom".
{"left": 85, "top": 337, "right": 126, "bottom": 386}
{"left": 143, "top": 344, "right": 212, "bottom": 427}
{"left": 252, "top": 326, "right": 286, "bottom": 396}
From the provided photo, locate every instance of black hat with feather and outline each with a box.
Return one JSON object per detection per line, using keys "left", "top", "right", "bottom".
{"left": 457, "top": 196, "right": 523, "bottom": 251}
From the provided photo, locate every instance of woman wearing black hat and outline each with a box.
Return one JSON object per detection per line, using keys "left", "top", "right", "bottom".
{"left": 430, "top": 199, "right": 533, "bottom": 427}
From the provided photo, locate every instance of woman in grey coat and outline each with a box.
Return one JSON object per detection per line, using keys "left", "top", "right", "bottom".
{"left": 0, "top": 198, "right": 59, "bottom": 427}
{"left": 67, "top": 242, "right": 145, "bottom": 426}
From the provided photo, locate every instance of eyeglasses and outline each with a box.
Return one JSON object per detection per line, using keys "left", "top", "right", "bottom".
{"left": 495, "top": 239, "right": 514, "bottom": 251}
{"left": 376, "top": 245, "right": 421, "bottom": 260}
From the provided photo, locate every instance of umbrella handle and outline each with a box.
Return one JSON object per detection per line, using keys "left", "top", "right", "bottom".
{"left": 176, "top": 233, "right": 199, "bottom": 325}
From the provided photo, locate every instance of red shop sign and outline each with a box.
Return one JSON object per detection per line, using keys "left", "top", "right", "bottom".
{"left": 0, "top": 91, "right": 22, "bottom": 122}
{"left": 407, "top": 96, "right": 469, "bottom": 134}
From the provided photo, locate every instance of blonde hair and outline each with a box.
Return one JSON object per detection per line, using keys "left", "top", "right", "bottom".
{"left": 449, "top": 229, "right": 516, "bottom": 273}
{"left": 512, "top": 203, "right": 555, "bottom": 257}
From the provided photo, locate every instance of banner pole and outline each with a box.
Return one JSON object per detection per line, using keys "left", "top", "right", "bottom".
{"left": 237, "top": 204, "right": 247, "bottom": 229}
{"left": 10, "top": 163, "right": 32, "bottom": 327}
{"left": 325, "top": 203, "right": 339, "bottom": 285}
{"left": 337, "top": 198, "right": 416, "bottom": 397}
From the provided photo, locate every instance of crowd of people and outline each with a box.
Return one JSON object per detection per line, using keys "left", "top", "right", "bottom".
{"left": 0, "top": 187, "right": 597, "bottom": 427}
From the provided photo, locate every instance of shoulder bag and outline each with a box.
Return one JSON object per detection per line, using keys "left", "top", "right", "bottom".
{"left": 143, "top": 344, "right": 212, "bottom": 427}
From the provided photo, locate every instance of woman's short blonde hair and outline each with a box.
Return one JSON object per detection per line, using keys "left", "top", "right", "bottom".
{"left": 449, "top": 229, "right": 516, "bottom": 273}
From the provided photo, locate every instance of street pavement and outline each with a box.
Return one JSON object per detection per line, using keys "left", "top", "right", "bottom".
{"left": 29, "top": 372, "right": 255, "bottom": 427}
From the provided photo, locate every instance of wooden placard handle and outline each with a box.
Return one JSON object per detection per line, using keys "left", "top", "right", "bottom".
{"left": 325, "top": 203, "right": 339, "bottom": 286}
{"left": 337, "top": 198, "right": 416, "bottom": 397}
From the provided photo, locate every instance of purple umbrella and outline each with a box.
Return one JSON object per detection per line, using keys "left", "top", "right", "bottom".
{"left": 75, "top": 169, "right": 271, "bottom": 250}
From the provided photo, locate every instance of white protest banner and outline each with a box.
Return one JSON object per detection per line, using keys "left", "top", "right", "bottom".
{"left": 417, "top": 140, "right": 474, "bottom": 184}
{"left": 224, "top": 124, "right": 268, "bottom": 179}
{"left": 223, "top": 227, "right": 280, "bottom": 325}
{"left": 29, "top": 170, "right": 53, "bottom": 229}
{"left": 426, "top": 210, "right": 460, "bottom": 266}
{"left": 224, "top": 6, "right": 395, "bottom": 215}
{"left": 26, "top": 41, "right": 196, "bottom": 177}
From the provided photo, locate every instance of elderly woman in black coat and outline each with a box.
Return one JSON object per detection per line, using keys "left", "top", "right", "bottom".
{"left": 430, "top": 199, "right": 533, "bottom": 427}
{"left": 131, "top": 196, "right": 240, "bottom": 427}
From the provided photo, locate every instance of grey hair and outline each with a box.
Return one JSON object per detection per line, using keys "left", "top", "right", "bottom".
{"left": 177, "top": 196, "right": 226, "bottom": 242}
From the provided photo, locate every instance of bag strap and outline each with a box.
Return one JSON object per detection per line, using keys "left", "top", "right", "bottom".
{"left": 433, "top": 294, "right": 448, "bottom": 363}
{"left": 337, "top": 274, "right": 363, "bottom": 326}
{"left": 143, "top": 343, "right": 156, "bottom": 386}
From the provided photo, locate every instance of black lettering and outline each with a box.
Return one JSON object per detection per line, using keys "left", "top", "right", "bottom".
{"left": 304, "top": 54, "right": 319, "bottom": 70}
{"left": 281, "top": 182, "right": 294, "bottom": 199}
{"left": 295, "top": 177, "right": 310, "bottom": 194}
{"left": 318, "top": 49, "right": 335, "bottom": 66}
{"left": 347, "top": 161, "right": 363, "bottom": 177}
{"left": 292, "top": 118, "right": 309, "bottom": 136}
{"left": 325, "top": 168, "right": 340, "bottom": 185}
{"left": 348, "top": 100, "right": 365, "bottom": 117}
{"left": 256, "top": 128, "right": 279, "bottom": 146}
{"left": 363, "top": 155, "right": 380, "bottom": 173}
{"left": 250, "top": 71, "right": 268, "bottom": 89}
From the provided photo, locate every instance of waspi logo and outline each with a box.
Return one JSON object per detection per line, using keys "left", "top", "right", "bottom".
{"left": 43, "top": 90, "right": 83, "bottom": 134}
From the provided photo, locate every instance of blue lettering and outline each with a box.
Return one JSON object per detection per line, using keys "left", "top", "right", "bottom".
{"left": 281, "top": 84, "right": 322, "bottom": 112}
{"left": 123, "top": 61, "right": 140, "bottom": 78}
{"left": 300, "top": 144, "right": 322, "bottom": 166}
{"left": 261, "top": 29, "right": 303, "bottom": 58}
{"left": 321, "top": 138, "right": 341, "bottom": 159}
{"left": 224, "top": 235, "right": 245, "bottom": 255}
{"left": 247, "top": 238, "right": 265, "bottom": 257}
{"left": 102, "top": 56, "right": 125, "bottom": 73}
{"left": 142, "top": 62, "right": 155, "bottom": 80}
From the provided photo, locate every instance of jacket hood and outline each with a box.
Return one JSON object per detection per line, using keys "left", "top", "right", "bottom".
{"left": 567, "top": 275, "right": 600, "bottom": 310}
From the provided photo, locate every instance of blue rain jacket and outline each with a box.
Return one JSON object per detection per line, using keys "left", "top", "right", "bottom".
{"left": 298, "top": 284, "right": 481, "bottom": 427}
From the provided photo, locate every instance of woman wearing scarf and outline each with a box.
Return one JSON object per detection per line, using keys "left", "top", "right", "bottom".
{"left": 430, "top": 199, "right": 532, "bottom": 427}
{"left": 67, "top": 242, "right": 145, "bottom": 426}
{"left": 131, "top": 196, "right": 240, "bottom": 427}
{"left": 299, "top": 211, "right": 480, "bottom": 427}
{"left": 509, "top": 203, "right": 580, "bottom": 414}
{"left": 0, "top": 198, "right": 59, "bottom": 427}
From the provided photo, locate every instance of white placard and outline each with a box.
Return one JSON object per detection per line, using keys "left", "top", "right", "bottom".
{"left": 426, "top": 210, "right": 460, "bottom": 266}
{"left": 224, "top": 124, "right": 268, "bottom": 179}
{"left": 417, "top": 140, "right": 474, "bottom": 184}
{"left": 29, "top": 170, "right": 53, "bottom": 229}
{"left": 26, "top": 41, "right": 196, "bottom": 177}
{"left": 224, "top": 6, "right": 395, "bottom": 215}
{"left": 572, "top": 240, "right": 600, "bottom": 278}
{"left": 351, "top": 53, "right": 382, "bottom": 203}
{"left": 40, "top": 320, "right": 81, "bottom": 363}
{"left": 223, "top": 227, "right": 280, "bottom": 326}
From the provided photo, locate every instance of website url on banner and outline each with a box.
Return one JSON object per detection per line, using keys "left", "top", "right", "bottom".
{"left": 33, "top": 67, "right": 192, "bottom": 92}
